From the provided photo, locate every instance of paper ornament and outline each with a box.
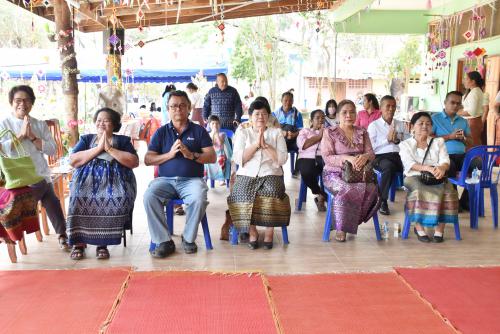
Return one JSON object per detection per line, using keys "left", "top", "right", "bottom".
{"left": 109, "top": 34, "right": 120, "bottom": 46}
{"left": 38, "top": 84, "right": 46, "bottom": 93}
{"left": 479, "top": 28, "right": 487, "bottom": 38}
{"left": 217, "top": 22, "right": 225, "bottom": 31}
{"left": 463, "top": 30, "right": 474, "bottom": 41}
{"left": 438, "top": 50, "right": 446, "bottom": 59}
{"left": 442, "top": 39, "right": 450, "bottom": 49}
{"left": 137, "top": 40, "right": 145, "bottom": 48}
{"left": 111, "top": 76, "right": 118, "bottom": 83}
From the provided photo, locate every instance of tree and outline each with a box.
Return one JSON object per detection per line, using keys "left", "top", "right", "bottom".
{"left": 0, "top": 1, "right": 53, "bottom": 48}
{"left": 382, "top": 36, "right": 423, "bottom": 94}
{"left": 230, "top": 17, "right": 289, "bottom": 108}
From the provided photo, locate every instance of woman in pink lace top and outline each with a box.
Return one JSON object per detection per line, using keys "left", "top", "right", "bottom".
{"left": 321, "top": 100, "right": 380, "bottom": 242}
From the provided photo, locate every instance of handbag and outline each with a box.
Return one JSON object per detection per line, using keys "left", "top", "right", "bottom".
{"left": 419, "top": 138, "right": 445, "bottom": 185}
{"left": 341, "top": 159, "right": 375, "bottom": 183}
{"left": 0, "top": 129, "right": 44, "bottom": 189}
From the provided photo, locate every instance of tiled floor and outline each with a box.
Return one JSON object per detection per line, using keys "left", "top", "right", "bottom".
{"left": 2, "top": 144, "right": 499, "bottom": 273}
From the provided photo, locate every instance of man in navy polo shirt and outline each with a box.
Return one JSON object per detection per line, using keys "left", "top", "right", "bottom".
{"left": 144, "top": 90, "right": 216, "bottom": 258}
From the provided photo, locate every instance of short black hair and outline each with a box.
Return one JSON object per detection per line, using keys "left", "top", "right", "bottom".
{"left": 249, "top": 100, "right": 271, "bottom": 116}
{"left": 208, "top": 115, "right": 220, "bottom": 123}
{"left": 281, "top": 91, "right": 293, "bottom": 100}
{"left": 410, "top": 111, "right": 432, "bottom": 126}
{"left": 216, "top": 73, "right": 227, "bottom": 79}
{"left": 9, "top": 85, "right": 36, "bottom": 105}
{"left": 364, "top": 93, "right": 380, "bottom": 110}
{"left": 162, "top": 84, "right": 177, "bottom": 97}
{"left": 445, "top": 91, "right": 463, "bottom": 101}
{"left": 380, "top": 95, "right": 396, "bottom": 105}
{"left": 93, "top": 107, "right": 122, "bottom": 132}
{"left": 186, "top": 83, "right": 198, "bottom": 90}
{"left": 167, "top": 90, "right": 191, "bottom": 108}
{"left": 310, "top": 109, "right": 325, "bottom": 124}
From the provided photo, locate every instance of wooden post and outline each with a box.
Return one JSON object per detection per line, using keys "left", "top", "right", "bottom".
{"left": 53, "top": 0, "right": 79, "bottom": 146}
{"left": 106, "top": 54, "right": 122, "bottom": 85}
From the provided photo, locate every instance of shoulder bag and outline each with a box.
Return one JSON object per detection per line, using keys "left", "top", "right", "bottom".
{"left": 0, "top": 129, "right": 44, "bottom": 189}
{"left": 419, "top": 137, "right": 446, "bottom": 185}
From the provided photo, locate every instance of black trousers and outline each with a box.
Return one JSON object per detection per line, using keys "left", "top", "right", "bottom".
{"left": 373, "top": 152, "right": 403, "bottom": 201}
{"left": 296, "top": 158, "right": 325, "bottom": 197}
{"left": 29, "top": 180, "right": 67, "bottom": 235}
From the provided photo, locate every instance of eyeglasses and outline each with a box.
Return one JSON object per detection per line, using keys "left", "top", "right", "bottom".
{"left": 169, "top": 103, "right": 188, "bottom": 110}
{"left": 13, "top": 98, "right": 32, "bottom": 105}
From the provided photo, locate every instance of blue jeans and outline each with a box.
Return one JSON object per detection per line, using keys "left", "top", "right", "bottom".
{"left": 143, "top": 177, "right": 209, "bottom": 244}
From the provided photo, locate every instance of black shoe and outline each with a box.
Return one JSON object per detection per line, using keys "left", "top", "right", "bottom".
{"left": 263, "top": 241, "right": 273, "bottom": 250}
{"left": 248, "top": 240, "right": 259, "bottom": 250}
{"left": 379, "top": 201, "right": 390, "bottom": 215}
{"left": 413, "top": 227, "right": 431, "bottom": 243}
{"left": 150, "top": 240, "right": 176, "bottom": 258}
{"left": 433, "top": 235, "right": 444, "bottom": 243}
{"left": 239, "top": 232, "right": 250, "bottom": 243}
{"left": 181, "top": 236, "right": 198, "bottom": 254}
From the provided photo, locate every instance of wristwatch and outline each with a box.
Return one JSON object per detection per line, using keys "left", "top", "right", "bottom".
{"left": 192, "top": 152, "right": 200, "bottom": 161}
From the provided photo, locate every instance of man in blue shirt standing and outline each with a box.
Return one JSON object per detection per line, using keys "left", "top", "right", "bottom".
{"left": 203, "top": 73, "right": 242, "bottom": 131}
{"left": 144, "top": 90, "right": 216, "bottom": 258}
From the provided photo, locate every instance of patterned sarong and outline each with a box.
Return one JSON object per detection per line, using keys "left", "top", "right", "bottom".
{"left": 67, "top": 158, "right": 136, "bottom": 246}
{"left": 404, "top": 176, "right": 458, "bottom": 227}
{"left": 0, "top": 186, "right": 39, "bottom": 241}
{"left": 227, "top": 175, "right": 290, "bottom": 232}
{"left": 322, "top": 170, "right": 380, "bottom": 234}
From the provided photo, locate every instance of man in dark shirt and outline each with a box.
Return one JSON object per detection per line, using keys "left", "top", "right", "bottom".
{"left": 144, "top": 90, "right": 216, "bottom": 258}
{"left": 203, "top": 73, "right": 242, "bottom": 131}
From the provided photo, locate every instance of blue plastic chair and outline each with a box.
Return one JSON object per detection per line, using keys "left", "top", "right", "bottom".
{"left": 448, "top": 145, "right": 500, "bottom": 229}
{"left": 323, "top": 189, "right": 382, "bottom": 241}
{"left": 374, "top": 170, "right": 404, "bottom": 202}
{"left": 296, "top": 175, "right": 324, "bottom": 211}
{"left": 402, "top": 203, "right": 462, "bottom": 240}
{"left": 230, "top": 225, "right": 289, "bottom": 245}
{"left": 208, "top": 129, "right": 234, "bottom": 188}
{"left": 149, "top": 199, "right": 213, "bottom": 251}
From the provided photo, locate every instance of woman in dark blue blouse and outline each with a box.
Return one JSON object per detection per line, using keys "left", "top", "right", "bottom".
{"left": 67, "top": 108, "right": 139, "bottom": 260}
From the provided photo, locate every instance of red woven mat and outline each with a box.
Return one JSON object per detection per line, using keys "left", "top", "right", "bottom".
{"left": 0, "top": 267, "right": 130, "bottom": 334}
{"left": 267, "top": 272, "right": 454, "bottom": 334}
{"left": 397, "top": 266, "right": 500, "bottom": 334}
{"left": 105, "top": 271, "right": 278, "bottom": 334}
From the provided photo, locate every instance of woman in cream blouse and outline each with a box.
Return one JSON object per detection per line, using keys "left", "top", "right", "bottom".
{"left": 227, "top": 99, "right": 290, "bottom": 250}
{"left": 458, "top": 71, "right": 484, "bottom": 147}
{"left": 399, "top": 112, "right": 458, "bottom": 243}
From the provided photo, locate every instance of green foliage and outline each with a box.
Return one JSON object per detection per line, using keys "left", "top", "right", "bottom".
{"left": 230, "top": 17, "right": 289, "bottom": 86}
{"left": 0, "top": 1, "right": 53, "bottom": 48}
{"left": 383, "top": 36, "right": 423, "bottom": 80}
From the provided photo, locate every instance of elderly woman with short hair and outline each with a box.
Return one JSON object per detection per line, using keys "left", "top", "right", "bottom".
{"left": 67, "top": 107, "right": 138, "bottom": 260}
{"left": 321, "top": 99, "right": 379, "bottom": 242}
{"left": 228, "top": 99, "right": 290, "bottom": 250}
{"left": 399, "top": 111, "right": 458, "bottom": 243}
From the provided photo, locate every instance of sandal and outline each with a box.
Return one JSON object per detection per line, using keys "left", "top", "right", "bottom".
{"left": 58, "top": 235, "right": 70, "bottom": 252}
{"left": 96, "top": 246, "right": 110, "bottom": 260}
{"left": 174, "top": 205, "right": 185, "bottom": 215}
{"left": 70, "top": 246, "right": 85, "bottom": 260}
{"left": 335, "top": 231, "right": 346, "bottom": 242}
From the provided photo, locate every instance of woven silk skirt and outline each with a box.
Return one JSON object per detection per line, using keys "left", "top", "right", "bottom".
{"left": 227, "top": 175, "right": 291, "bottom": 232}
{"left": 404, "top": 176, "right": 458, "bottom": 227}
{"left": 0, "top": 186, "right": 39, "bottom": 241}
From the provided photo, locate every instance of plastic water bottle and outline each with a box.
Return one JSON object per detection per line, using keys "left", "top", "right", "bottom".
{"left": 382, "top": 222, "right": 389, "bottom": 240}
{"left": 466, "top": 168, "right": 480, "bottom": 184}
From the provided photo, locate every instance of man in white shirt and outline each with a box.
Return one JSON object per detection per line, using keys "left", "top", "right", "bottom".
{"left": 0, "top": 85, "right": 69, "bottom": 250}
{"left": 367, "top": 95, "right": 403, "bottom": 215}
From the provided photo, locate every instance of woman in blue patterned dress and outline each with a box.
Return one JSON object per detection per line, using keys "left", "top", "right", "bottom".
{"left": 67, "top": 108, "right": 138, "bottom": 260}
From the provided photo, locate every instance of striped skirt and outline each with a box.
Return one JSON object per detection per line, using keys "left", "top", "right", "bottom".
{"left": 227, "top": 175, "right": 291, "bottom": 232}
{"left": 404, "top": 176, "right": 458, "bottom": 227}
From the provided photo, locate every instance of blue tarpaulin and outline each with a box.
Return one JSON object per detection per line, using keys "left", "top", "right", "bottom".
{"left": 1, "top": 65, "right": 227, "bottom": 83}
